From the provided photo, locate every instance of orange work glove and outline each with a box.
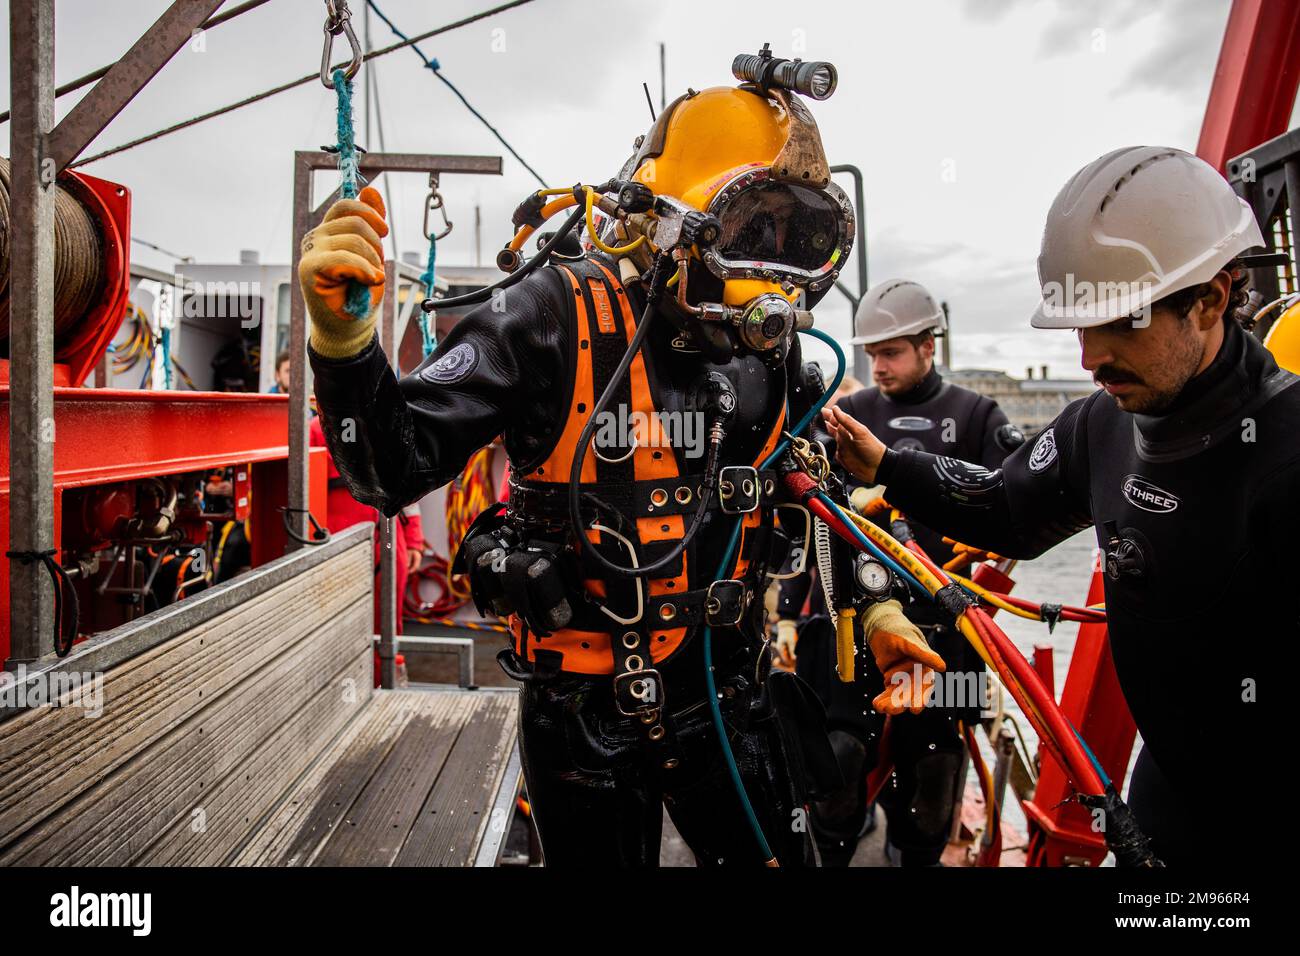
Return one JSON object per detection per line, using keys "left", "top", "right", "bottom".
{"left": 863, "top": 599, "right": 946, "bottom": 715}
{"left": 299, "top": 185, "right": 389, "bottom": 359}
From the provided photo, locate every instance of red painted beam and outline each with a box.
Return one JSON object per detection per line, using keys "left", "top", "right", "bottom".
{"left": 1198, "top": 0, "right": 1300, "bottom": 172}
{"left": 0, "top": 388, "right": 329, "bottom": 663}
{"left": 0, "top": 389, "right": 289, "bottom": 492}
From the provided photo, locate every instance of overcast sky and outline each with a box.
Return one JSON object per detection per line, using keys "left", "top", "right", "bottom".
{"left": 1, "top": 0, "right": 1272, "bottom": 379}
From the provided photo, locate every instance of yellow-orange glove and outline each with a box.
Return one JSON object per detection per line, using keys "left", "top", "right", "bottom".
{"left": 300, "top": 185, "right": 389, "bottom": 359}
{"left": 863, "top": 599, "right": 946, "bottom": 715}
{"left": 773, "top": 619, "right": 798, "bottom": 667}
{"left": 942, "top": 537, "right": 1005, "bottom": 572}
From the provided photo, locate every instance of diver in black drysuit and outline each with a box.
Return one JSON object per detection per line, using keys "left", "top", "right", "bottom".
{"left": 309, "top": 252, "right": 841, "bottom": 867}
{"left": 778, "top": 365, "right": 1019, "bottom": 865}
{"left": 864, "top": 317, "right": 1295, "bottom": 866}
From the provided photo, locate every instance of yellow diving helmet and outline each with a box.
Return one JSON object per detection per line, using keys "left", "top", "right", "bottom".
{"left": 1263, "top": 297, "right": 1300, "bottom": 373}
{"left": 620, "top": 53, "right": 853, "bottom": 311}
{"left": 486, "top": 46, "right": 852, "bottom": 361}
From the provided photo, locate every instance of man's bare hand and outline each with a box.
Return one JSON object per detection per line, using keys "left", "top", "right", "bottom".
{"left": 821, "top": 406, "right": 888, "bottom": 485}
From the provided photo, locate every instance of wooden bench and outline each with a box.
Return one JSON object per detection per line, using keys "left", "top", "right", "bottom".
{"left": 0, "top": 524, "right": 520, "bottom": 867}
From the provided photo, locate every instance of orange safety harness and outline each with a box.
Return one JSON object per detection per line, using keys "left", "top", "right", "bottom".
{"left": 505, "top": 257, "right": 785, "bottom": 680}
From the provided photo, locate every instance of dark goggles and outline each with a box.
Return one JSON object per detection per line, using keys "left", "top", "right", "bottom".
{"left": 702, "top": 172, "right": 853, "bottom": 290}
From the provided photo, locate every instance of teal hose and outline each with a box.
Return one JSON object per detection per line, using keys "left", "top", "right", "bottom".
{"left": 702, "top": 326, "right": 847, "bottom": 863}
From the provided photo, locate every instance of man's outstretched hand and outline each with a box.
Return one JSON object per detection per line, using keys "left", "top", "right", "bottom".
{"left": 821, "top": 406, "right": 889, "bottom": 485}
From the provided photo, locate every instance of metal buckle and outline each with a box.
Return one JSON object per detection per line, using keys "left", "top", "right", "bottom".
{"left": 705, "top": 579, "right": 747, "bottom": 627}
{"left": 719, "top": 465, "right": 760, "bottom": 514}
{"left": 614, "top": 668, "right": 664, "bottom": 716}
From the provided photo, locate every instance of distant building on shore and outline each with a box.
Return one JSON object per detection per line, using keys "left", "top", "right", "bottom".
{"left": 942, "top": 364, "right": 1097, "bottom": 437}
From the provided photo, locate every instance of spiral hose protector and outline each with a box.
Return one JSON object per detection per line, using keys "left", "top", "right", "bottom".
{"left": 0, "top": 155, "right": 106, "bottom": 348}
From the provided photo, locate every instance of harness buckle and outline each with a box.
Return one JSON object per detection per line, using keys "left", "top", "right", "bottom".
{"left": 718, "top": 465, "right": 760, "bottom": 513}
{"left": 705, "top": 578, "right": 748, "bottom": 627}
{"left": 614, "top": 668, "right": 665, "bottom": 716}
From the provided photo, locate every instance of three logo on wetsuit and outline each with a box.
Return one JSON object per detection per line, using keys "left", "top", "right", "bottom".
{"left": 1120, "top": 475, "right": 1180, "bottom": 513}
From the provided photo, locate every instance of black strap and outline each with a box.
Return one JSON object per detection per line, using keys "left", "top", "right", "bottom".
{"left": 508, "top": 470, "right": 780, "bottom": 521}
{"left": 280, "top": 506, "right": 331, "bottom": 545}
{"left": 6, "top": 549, "right": 78, "bottom": 658}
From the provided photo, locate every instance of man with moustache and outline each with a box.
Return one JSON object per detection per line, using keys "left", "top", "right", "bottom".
{"left": 823, "top": 146, "right": 1297, "bottom": 865}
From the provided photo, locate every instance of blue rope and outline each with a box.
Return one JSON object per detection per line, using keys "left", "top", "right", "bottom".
{"left": 331, "top": 67, "right": 374, "bottom": 321}
{"left": 418, "top": 232, "right": 438, "bottom": 358}
{"left": 160, "top": 324, "right": 173, "bottom": 389}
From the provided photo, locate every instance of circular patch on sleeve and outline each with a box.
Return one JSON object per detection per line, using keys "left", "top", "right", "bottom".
{"left": 1027, "top": 427, "right": 1057, "bottom": 473}
{"left": 420, "top": 342, "right": 479, "bottom": 384}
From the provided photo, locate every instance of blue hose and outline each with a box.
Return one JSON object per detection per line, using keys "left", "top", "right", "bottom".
{"left": 814, "top": 492, "right": 929, "bottom": 599}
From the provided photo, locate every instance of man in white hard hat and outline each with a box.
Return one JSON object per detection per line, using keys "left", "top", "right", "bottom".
{"left": 775, "top": 279, "right": 1021, "bottom": 866}
{"left": 824, "top": 146, "right": 1298, "bottom": 866}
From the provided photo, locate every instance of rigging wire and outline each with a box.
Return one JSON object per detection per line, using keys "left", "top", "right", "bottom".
{"left": 0, "top": 0, "right": 275, "bottom": 126}
{"left": 362, "top": 0, "right": 548, "bottom": 188}
{"left": 67, "top": 0, "right": 537, "bottom": 168}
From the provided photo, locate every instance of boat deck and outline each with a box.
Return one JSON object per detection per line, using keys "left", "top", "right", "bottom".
{"left": 236, "top": 688, "right": 520, "bottom": 867}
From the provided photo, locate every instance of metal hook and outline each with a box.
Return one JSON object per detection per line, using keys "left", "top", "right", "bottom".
{"left": 321, "top": 0, "right": 363, "bottom": 89}
{"left": 423, "top": 177, "right": 454, "bottom": 241}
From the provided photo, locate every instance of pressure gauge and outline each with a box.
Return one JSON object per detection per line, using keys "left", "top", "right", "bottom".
{"left": 854, "top": 556, "right": 893, "bottom": 601}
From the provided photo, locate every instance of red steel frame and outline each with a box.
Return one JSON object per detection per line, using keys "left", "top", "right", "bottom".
{"left": 1197, "top": 0, "right": 1300, "bottom": 173}
{"left": 0, "top": 388, "right": 327, "bottom": 664}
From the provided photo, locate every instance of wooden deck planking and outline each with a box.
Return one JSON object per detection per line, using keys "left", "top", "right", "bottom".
{"left": 395, "top": 692, "right": 518, "bottom": 868}
{"left": 0, "top": 540, "right": 372, "bottom": 852}
{"left": 2, "top": 595, "right": 372, "bottom": 865}
{"left": 239, "top": 689, "right": 518, "bottom": 868}
{"left": 232, "top": 690, "right": 421, "bottom": 867}
{"left": 138, "top": 642, "right": 374, "bottom": 866}
{"left": 305, "top": 692, "right": 475, "bottom": 867}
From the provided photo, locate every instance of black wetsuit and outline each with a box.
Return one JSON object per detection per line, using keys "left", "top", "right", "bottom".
{"left": 877, "top": 319, "right": 1296, "bottom": 866}
{"left": 780, "top": 367, "right": 1016, "bottom": 865}
{"left": 308, "top": 254, "right": 834, "bottom": 867}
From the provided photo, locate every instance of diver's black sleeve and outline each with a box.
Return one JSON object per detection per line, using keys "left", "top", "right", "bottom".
{"left": 308, "top": 267, "right": 570, "bottom": 516}
{"left": 878, "top": 394, "right": 1097, "bottom": 559}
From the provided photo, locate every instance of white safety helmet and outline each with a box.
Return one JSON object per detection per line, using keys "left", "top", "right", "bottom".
{"left": 850, "top": 279, "right": 947, "bottom": 345}
{"left": 1031, "top": 145, "right": 1265, "bottom": 329}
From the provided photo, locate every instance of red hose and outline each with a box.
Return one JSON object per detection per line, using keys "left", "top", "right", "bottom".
{"left": 963, "top": 723, "right": 1003, "bottom": 867}
{"left": 996, "top": 591, "right": 1106, "bottom": 624}
{"left": 902, "top": 539, "right": 1105, "bottom": 795}
{"left": 811, "top": 497, "right": 1105, "bottom": 797}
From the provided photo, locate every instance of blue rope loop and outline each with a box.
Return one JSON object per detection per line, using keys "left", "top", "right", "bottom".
{"left": 331, "top": 66, "right": 375, "bottom": 321}
{"left": 418, "top": 232, "right": 438, "bottom": 358}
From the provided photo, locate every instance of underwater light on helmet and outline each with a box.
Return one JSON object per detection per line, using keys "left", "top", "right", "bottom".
{"left": 731, "top": 43, "right": 838, "bottom": 100}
